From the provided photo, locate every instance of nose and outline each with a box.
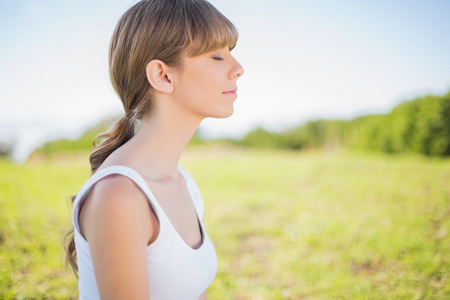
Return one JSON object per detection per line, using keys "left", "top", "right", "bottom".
{"left": 232, "top": 58, "right": 244, "bottom": 79}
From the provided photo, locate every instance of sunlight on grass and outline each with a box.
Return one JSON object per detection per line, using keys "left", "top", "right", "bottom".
{"left": 1, "top": 148, "right": 449, "bottom": 299}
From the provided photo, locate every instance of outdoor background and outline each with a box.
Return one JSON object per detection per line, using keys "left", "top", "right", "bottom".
{"left": 1, "top": 0, "right": 449, "bottom": 299}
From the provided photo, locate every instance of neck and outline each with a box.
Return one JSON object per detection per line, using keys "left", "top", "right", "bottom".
{"left": 125, "top": 102, "right": 202, "bottom": 180}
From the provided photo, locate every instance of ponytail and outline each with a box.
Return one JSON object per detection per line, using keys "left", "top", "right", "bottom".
{"left": 63, "top": 221, "right": 77, "bottom": 278}
{"left": 90, "top": 115, "right": 135, "bottom": 173}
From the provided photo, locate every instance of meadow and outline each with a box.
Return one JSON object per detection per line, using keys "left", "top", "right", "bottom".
{"left": 0, "top": 146, "right": 449, "bottom": 299}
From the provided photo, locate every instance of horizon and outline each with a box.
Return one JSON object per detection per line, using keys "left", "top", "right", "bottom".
{"left": 3, "top": 88, "right": 448, "bottom": 163}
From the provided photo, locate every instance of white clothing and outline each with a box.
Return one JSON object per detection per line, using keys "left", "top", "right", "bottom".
{"left": 72, "top": 165, "right": 218, "bottom": 300}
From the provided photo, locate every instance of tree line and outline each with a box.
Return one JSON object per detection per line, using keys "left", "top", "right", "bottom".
{"left": 237, "top": 91, "right": 450, "bottom": 156}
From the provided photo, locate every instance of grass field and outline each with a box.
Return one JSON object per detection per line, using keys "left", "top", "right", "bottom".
{"left": 1, "top": 147, "right": 449, "bottom": 299}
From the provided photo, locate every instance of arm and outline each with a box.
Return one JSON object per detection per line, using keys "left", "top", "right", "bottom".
{"left": 198, "top": 291, "right": 207, "bottom": 300}
{"left": 81, "top": 175, "right": 157, "bottom": 300}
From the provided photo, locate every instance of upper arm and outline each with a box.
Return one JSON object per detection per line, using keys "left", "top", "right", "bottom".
{"left": 81, "top": 175, "right": 156, "bottom": 300}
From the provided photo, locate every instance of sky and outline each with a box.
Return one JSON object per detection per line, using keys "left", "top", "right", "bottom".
{"left": 1, "top": 0, "right": 450, "bottom": 161}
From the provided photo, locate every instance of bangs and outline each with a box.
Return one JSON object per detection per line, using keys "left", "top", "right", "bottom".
{"left": 182, "top": 0, "right": 238, "bottom": 56}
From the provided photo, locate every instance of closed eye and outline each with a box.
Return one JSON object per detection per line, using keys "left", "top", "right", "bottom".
{"left": 213, "top": 57, "right": 224, "bottom": 61}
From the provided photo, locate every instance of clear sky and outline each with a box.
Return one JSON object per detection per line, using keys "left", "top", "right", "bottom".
{"left": 1, "top": 0, "right": 450, "bottom": 161}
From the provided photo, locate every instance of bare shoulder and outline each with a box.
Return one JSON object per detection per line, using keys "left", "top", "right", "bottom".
{"left": 79, "top": 174, "right": 157, "bottom": 299}
{"left": 86, "top": 174, "right": 147, "bottom": 209}
{"left": 80, "top": 174, "right": 158, "bottom": 245}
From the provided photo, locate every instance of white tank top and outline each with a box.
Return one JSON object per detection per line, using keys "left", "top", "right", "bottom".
{"left": 72, "top": 165, "right": 218, "bottom": 300}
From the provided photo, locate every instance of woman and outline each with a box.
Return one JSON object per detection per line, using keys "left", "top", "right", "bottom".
{"left": 64, "top": 0, "right": 244, "bottom": 299}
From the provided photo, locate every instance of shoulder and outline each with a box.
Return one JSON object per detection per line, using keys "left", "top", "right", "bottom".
{"left": 90, "top": 173, "right": 146, "bottom": 203}
{"left": 79, "top": 174, "right": 155, "bottom": 299}
{"left": 80, "top": 174, "right": 157, "bottom": 244}
{"left": 87, "top": 174, "right": 148, "bottom": 217}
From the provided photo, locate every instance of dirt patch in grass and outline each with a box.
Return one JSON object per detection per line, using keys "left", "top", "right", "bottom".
{"left": 350, "top": 258, "right": 386, "bottom": 276}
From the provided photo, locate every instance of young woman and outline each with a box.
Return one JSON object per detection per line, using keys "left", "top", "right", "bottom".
{"left": 64, "top": 0, "right": 244, "bottom": 299}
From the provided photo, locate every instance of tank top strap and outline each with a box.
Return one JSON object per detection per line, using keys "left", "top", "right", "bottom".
{"left": 178, "top": 165, "right": 205, "bottom": 219}
{"left": 72, "top": 165, "right": 167, "bottom": 235}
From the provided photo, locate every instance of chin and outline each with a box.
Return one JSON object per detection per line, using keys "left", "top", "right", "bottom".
{"left": 213, "top": 106, "right": 234, "bottom": 119}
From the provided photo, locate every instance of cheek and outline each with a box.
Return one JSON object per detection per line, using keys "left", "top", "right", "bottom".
{"left": 193, "top": 68, "right": 218, "bottom": 86}
{"left": 185, "top": 71, "right": 220, "bottom": 99}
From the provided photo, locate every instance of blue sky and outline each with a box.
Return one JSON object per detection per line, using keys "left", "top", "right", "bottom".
{"left": 1, "top": 0, "right": 449, "bottom": 161}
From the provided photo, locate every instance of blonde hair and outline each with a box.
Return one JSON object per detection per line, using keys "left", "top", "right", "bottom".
{"left": 64, "top": 0, "right": 238, "bottom": 278}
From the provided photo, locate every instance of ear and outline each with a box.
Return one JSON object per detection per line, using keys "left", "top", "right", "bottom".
{"left": 145, "top": 60, "right": 174, "bottom": 94}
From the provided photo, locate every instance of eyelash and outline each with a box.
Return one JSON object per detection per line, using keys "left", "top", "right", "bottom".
{"left": 213, "top": 57, "right": 224, "bottom": 61}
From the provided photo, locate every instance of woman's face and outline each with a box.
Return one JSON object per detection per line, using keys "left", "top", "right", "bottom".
{"left": 170, "top": 46, "right": 244, "bottom": 120}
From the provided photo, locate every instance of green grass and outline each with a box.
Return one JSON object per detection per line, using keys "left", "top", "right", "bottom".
{"left": 1, "top": 147, "right": 449, "bottom": 299}
{"left": 0, "top": 155, "right": 90, "bottom": 299}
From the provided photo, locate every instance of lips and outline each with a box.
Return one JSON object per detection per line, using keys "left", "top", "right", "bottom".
{"left": 223, "top": 88, "right": 238, "bottom": 95}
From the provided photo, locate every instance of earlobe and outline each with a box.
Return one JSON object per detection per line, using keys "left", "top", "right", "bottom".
{"left": 145, "top": 60, "right": 174, "bottom": 94}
